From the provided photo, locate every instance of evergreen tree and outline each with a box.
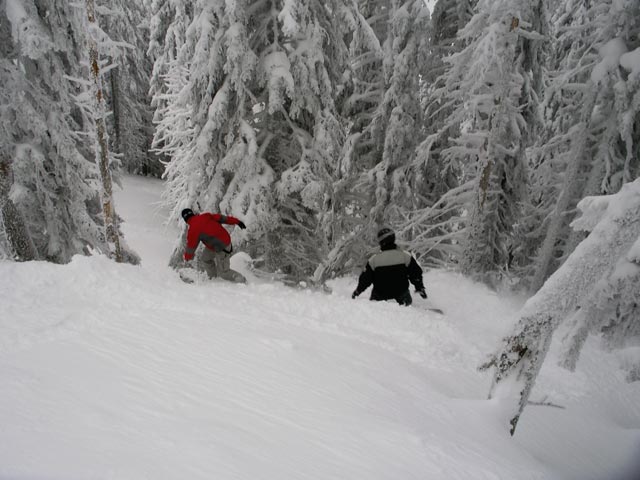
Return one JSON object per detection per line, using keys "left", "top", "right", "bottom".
{"left": 0, "top": 0, "right": 108, "bottom": 262}
{"left": 312, "top": 0, "right": 387, "bottom": 280}
{"left": 101, "top": 0, "right": 158, "bottom": 176}
{"left": 317, "top": 0, "right": 430, "bottom": 280}
{"left": 559, "top": 183, "right": 640, "bottom": 379}
{"left": 481, "top": 179, "right": 640, "bottom": 435}
{"left": 432, "top": 0, "right": 544, "bottom": 285}
{"left": 365, "top": 0, "right": 430, "bottom": 225}
{"left": 402, "top": 0, "right": 476, "bottom": 266}
{"left": 147, "top": 0, "right": 193, "bottom": 171}
{"left": 525, "top": 0, "right": 640, "bottom": 292}
{"left": 153, "top": 0, "right": 358, "bottom": 280}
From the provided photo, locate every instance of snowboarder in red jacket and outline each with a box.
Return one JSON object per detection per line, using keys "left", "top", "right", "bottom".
{"left": 181, "top": 208, "right": 247, "bottom": 282}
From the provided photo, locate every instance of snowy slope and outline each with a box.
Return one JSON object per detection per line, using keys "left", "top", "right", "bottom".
{"left": 1, "top": 175, "right": 639, "bottom": 480}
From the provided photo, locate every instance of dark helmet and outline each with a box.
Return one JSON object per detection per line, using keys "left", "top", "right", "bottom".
{"left": 377, "top": 227, "right": 395, "bottom": 246}
{"left": 181, "top": 208, "right": 195, "bottom": 223}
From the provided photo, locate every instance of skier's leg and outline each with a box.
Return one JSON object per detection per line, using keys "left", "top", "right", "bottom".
{"left": 200, "top": 248, "right": 219, "bottom": 279}
{"left": 215, "top": 250, "right": 229, "bottom": 279}
{"left": 219, "top": 251, "right": 247, "bottom": 283}
{"left": 221, "top": 251, "right": 231, "bottom": 273}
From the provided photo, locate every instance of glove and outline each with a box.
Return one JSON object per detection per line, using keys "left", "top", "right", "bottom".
{"left": 237, "top": 220, "right": 246, "bottom": 230}
{"left": 417, "top": 289, "right": 427, "bottom": 299}
{"left": 352, "top": 289, "right": 360, "bottom": 299}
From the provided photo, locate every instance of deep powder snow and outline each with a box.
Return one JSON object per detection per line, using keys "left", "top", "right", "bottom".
{"left": 1, "top": 175, "right": 639, "bottom": 480}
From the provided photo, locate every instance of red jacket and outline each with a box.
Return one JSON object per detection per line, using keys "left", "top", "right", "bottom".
{"left": 184, "top": 213, "right": 241, "bottom": 260}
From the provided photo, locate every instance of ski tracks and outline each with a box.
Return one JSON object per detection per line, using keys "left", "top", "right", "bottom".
{"left": 1, "top": 253, "right": 496, "bottom": 402}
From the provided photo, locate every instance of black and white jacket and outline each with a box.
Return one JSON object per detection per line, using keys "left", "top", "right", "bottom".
{"left": 355, "top": 245, "right": 425, "bottom": 301}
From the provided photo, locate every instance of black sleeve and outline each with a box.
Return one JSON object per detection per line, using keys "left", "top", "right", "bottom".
{"left": 355, "top": 262, "right": 374, "bottom": 294}
{"left": 407, "top": 257, "right": 425, "bottom": 291}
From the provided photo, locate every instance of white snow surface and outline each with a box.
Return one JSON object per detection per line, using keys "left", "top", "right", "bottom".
{"left": 620, "top": 47, "right": 640, "bottom": 77}
{"left": 1, "top": 175, "right": 639, "bottom": 480}
{"left": 591, "top": 38, "right": 628, "bottom": 84}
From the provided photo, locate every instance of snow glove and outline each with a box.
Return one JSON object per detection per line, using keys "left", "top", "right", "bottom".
{"left": 416, "top": 288, "right": 427, "bottom": 299}
{"left": 352, "top": 289, "right": 361, "bottom": 299}
{"left": 237, "top": 221, "right": 247, "bottom": 229}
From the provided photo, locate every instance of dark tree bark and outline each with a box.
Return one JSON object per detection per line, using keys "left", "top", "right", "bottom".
{"left": 0, "top": 155, "right": 37, "bottom": 261}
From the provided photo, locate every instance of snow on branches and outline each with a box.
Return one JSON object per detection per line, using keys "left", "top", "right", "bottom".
{"left": 482, "top": 179, "right": 640, "bottom": 435}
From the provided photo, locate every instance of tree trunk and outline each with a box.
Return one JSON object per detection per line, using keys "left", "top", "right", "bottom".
{"left": 110, "top": 65, "right": 123, "bottom": 160}
{"left": 0, "top": 155, "right": 37, "bottom": 261}
{"left": 86, "top": 0, "right": 123, "bottom": 262}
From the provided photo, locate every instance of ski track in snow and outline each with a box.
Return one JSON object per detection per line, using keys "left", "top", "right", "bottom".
{"left": 1, "top": 175, "right": 639, "bottom": 480}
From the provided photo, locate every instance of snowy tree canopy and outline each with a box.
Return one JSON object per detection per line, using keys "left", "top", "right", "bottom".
{"left": 1, "top": 0, "right": 107, "bottom": 262}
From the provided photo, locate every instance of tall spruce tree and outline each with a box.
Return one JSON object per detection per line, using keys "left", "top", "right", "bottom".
{"left": 0, "top": 0, "right": 109, "bottom": 262}
{"left": 526, "top": 0, "right": 640, "bottom": 292}
{"left": 311, "top": 0, "right": 387, "bottom": 281}
{"left": 401, "top": 0, "right": 477, "bottom": 266}
{"left": 100, "top": 0, "right": 158, "bottom": 176}
{"left": 429, "top": 0, "right": 544, "bottom": 285}
{"left": 364, "top": 0, "right": 430, "bottom": 225}
{"left": 317, "top": 0, "right": 430, "bottom": 280}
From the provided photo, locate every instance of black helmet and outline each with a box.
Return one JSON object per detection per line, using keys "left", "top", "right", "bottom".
{"left": 377, "top": 227, "right": 395, "bottom": 246}
{"left": 181, "top": 208, "right": 195, "bottom": 223}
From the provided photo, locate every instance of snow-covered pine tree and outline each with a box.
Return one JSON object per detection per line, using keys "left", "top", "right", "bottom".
{"left": 340, "top": 0, "right": 387, "bottom": 177}
{"left": 401, "top": 0, "right": 477, "bottom": 266}
{"left": 559, "top": 33, "right": 640, "bottom": 374}
{"left": 151, "top": 57, "right": 194, "bottom": 240}
{"left": 317, "top": 0, "right": 430, "bottom": 280}
{"left": 481, "top": 178, "right": 640, "bottom": 435}
{"left": 526, "top": 0, "right": 640, "bottom": 292}
{"left": 435, "top": 0, "right": 543, "bottom": 285}
{"left": 0, "top": 0, "right": 110, "bottom": 262}
{"left": 154, "top": 0, "right": 358, "bottom": 280}
{"left": 311, "top": 0, "right": 387, "bottom": 280}
{"left": 155, "top": 0, "right": 274, "bottom": 269}
{"left": 364, "top": 0, "right": 430, "bottom": 225}
{"left": 147, "top": 0, "right": 193, "bottom": 177}
{"left": 0, "top": 9, "right": 35, "bottom": 261}
{"left": 594, "top": 241, "right": 640, "bottom": 383}
{"left": 100, "top": 0, "right": 158, "bottom": 176}
{"left": 559, "top": 235, "right": 640, "bottom": 382}
{"left": 261, "top": 0, "right": 353, "bottom": 280}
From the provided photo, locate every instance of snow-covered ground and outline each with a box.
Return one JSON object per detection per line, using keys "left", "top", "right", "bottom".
{"left": 1, "top": 175, "right": 639, "bottom": 480}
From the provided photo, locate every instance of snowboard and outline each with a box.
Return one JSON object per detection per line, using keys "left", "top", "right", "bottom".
{"left": 414, "top": 298, "right": 445, "bottom": 315}
{"left": 178, "top": 266, "right": 247, "bottom": 285}
{"left": 423, "top": 307, "right": 445, "bottom": 315}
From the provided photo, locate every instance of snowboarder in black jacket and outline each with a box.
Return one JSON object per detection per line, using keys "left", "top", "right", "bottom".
{"left": 352, "top": 227, "right": 427, "bottom": 306}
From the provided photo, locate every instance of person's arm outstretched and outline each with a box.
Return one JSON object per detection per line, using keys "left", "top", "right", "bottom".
{"left": 352, "top": 262, "right": 374, "bottom": 299}
{"left": 408, "top": 257, "right": 427, "bottom": 298}
{"left": 205, "top": 213, "right": 246, "bottom": 229}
